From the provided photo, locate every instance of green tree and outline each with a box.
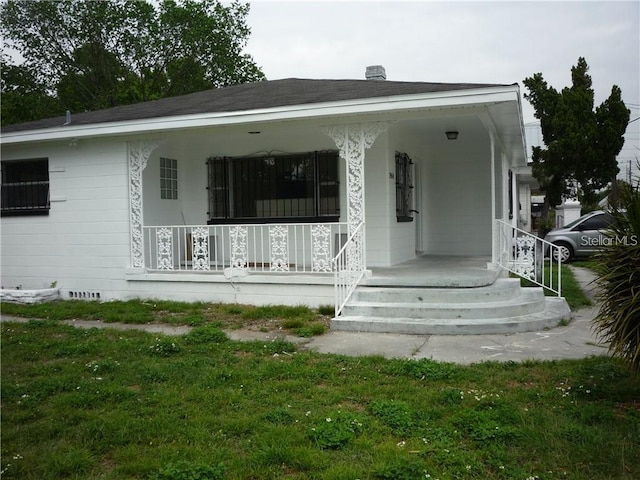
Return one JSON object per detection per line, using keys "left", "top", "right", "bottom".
{"left": 56, "top": 42, "right": 133, "bottom": 112}
{"left": 523, "top": 58, "right": 630, "bottom": 227}
{"left": 0, "top": 54, "right": 62, "bottom": 126}
{"left": 1, "top": 0, "right": 265, "bottom": 123}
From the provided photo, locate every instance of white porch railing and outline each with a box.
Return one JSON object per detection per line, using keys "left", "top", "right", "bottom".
{"left": 496, "top": 220, "right": 562, "bottom": 296}
{"left": 143, "top": 223, "right": 347, "bottom": 274}
{"left": 333, "top": 222, "right": 366, "bottom": 317}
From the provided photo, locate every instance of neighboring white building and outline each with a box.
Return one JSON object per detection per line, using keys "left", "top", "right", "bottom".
{"left": 1, "top": 67, "right": 532, "bottom": 312}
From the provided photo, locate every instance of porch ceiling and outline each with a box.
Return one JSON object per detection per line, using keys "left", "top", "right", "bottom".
{"left": 393, "top": 114, "right": 490, "bottom": 153}
{"left": 162, "top": 100, "right": 525, "bottom": 165}
{"left": 390, "top": 101, "right": 525, "bottom": 164}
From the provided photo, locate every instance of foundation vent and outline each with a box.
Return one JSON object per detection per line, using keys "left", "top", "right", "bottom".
{"left": 68, "top": 291, "right": 101, "bottom": 300}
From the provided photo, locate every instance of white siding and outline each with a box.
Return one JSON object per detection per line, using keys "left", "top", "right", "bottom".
{"left": 419, "top": 146, "right": 492, "bottom": 256}
{"left": 363, "top": 136, "right": 393, "bottom": 267}
{"left": 1, "top": 139, "right": 131, "bottom": 295}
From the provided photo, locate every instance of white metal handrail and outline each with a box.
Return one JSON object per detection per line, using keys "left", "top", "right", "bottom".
{"left": 496, "top": 220, "right": 562, "bottom": 296}
{"left": 332, "top": 222, "right": 366, "bottom": 317}
{"left": 142, "top": 222, "right": 347, "bottom": 274}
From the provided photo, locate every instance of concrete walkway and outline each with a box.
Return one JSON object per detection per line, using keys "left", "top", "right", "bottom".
{"left": 0, "top": 267, "right": 610, "bottom": 364}
{"left": 299, "top": 303, "right": 606, "bottom": 363}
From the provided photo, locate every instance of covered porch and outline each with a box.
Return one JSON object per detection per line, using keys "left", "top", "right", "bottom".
{"left": 124, "top": 84, "right": 546, "bottom": 312}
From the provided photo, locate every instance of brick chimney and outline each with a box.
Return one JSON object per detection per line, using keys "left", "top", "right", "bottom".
{"left": 365, "top": 65, "right": 386, "bottom": 81}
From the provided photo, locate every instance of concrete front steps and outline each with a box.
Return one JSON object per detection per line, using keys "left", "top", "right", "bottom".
{"left": 332, "top": 278, "right": 571, "bottom": 335}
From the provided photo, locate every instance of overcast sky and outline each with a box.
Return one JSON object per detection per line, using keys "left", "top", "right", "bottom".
{"left": 244, "top": 0, "right": 640, "bottom": 177}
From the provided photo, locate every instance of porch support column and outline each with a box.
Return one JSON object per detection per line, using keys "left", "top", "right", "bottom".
{"left": 324, "top": 121, "right": 392, "bottom": 268}
{"left": 480, "top": 112, "right": 501, "bottom": 265}
{"left": 128, "top": 140, "right": 159, "bottom": 268}
{"left": 489, "top": 130, "right": 498, "bottom": 264}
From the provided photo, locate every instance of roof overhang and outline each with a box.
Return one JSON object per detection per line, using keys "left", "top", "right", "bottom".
{"left": 1, "top": 84, "right": 526, "bottom": 164}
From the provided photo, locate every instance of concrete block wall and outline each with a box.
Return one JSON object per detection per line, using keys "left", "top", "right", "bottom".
{"left": 1, "top": 139, "right": 132, "bottom": 296}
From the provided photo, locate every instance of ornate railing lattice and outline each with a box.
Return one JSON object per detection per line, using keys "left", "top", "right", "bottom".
{"left": 143, "top": 223, "right": 347, "bottom": 276}
{"left": 496, "top": 220, "right": 562, "bottom": 296}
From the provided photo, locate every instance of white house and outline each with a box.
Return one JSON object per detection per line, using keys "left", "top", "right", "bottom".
{"left": 1, "top": 66, "right": 569, "bottom": 333}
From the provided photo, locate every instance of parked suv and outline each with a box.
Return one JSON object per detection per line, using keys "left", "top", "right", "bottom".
{"left": 544, "top": 210, "right": 615, "bottom": 263}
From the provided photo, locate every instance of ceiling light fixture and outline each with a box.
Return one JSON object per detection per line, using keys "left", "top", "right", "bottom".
{"left": 446, "top": 131, "right": 459, "bottom": 140}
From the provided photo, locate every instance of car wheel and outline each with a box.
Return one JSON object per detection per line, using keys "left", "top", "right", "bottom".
{"left": 552, "top": 242, "right": 573, "bottom": 263}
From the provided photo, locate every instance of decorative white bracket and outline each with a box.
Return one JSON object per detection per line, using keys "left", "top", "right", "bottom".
{"left": 323, "top": 121, "right": 393, "bottom": 269}
{"left": 323, "top": 121, "right": 393, "bottom": 231}
{"left": 128, "top": 140, "right": 159, "bottom": 268}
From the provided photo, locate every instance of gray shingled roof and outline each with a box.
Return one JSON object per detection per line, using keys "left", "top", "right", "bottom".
{"left": 2, "top": 78, "right": 511, "bottom": 133}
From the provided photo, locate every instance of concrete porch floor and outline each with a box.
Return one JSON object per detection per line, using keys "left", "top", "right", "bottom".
{"left": 364, "top": 255, "right": 499, "bottom": 288}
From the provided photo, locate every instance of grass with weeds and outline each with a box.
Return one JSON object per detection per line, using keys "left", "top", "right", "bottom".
{"left": 317, "top": 304, "right": 335, "bottom": 316}
{"left": 2, "top": 320, "right": 639, "bottom": 479}
{"left": 0, "top": 300, "right": 331, "bottom": 336}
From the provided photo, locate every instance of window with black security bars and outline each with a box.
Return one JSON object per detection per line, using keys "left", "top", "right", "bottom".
{"left": 395, "top": 152, "right": 414, "bottom": 222}
{"left": 207, "top": 151, "right": 339, "bottom": 224}
{"left": 1, "top": 158, "right": 50, "bottom": 216}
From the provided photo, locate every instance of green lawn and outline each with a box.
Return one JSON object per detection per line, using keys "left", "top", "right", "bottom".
{"left": 2, "top": 320, "right": 639, "bottom": 480}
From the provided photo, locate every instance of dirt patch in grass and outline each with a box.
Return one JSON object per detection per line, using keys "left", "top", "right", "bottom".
{"left": 616, "top": 400, "right": 640, "bottom": 414}
{"left": 216, "top": 312, "right": 331, "bottom": 335}
{"left": 504, "top": 380, "right": 540, "bottom": 390}
{"left": 2, "top": 300, "right": 333, "bottom": 337}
